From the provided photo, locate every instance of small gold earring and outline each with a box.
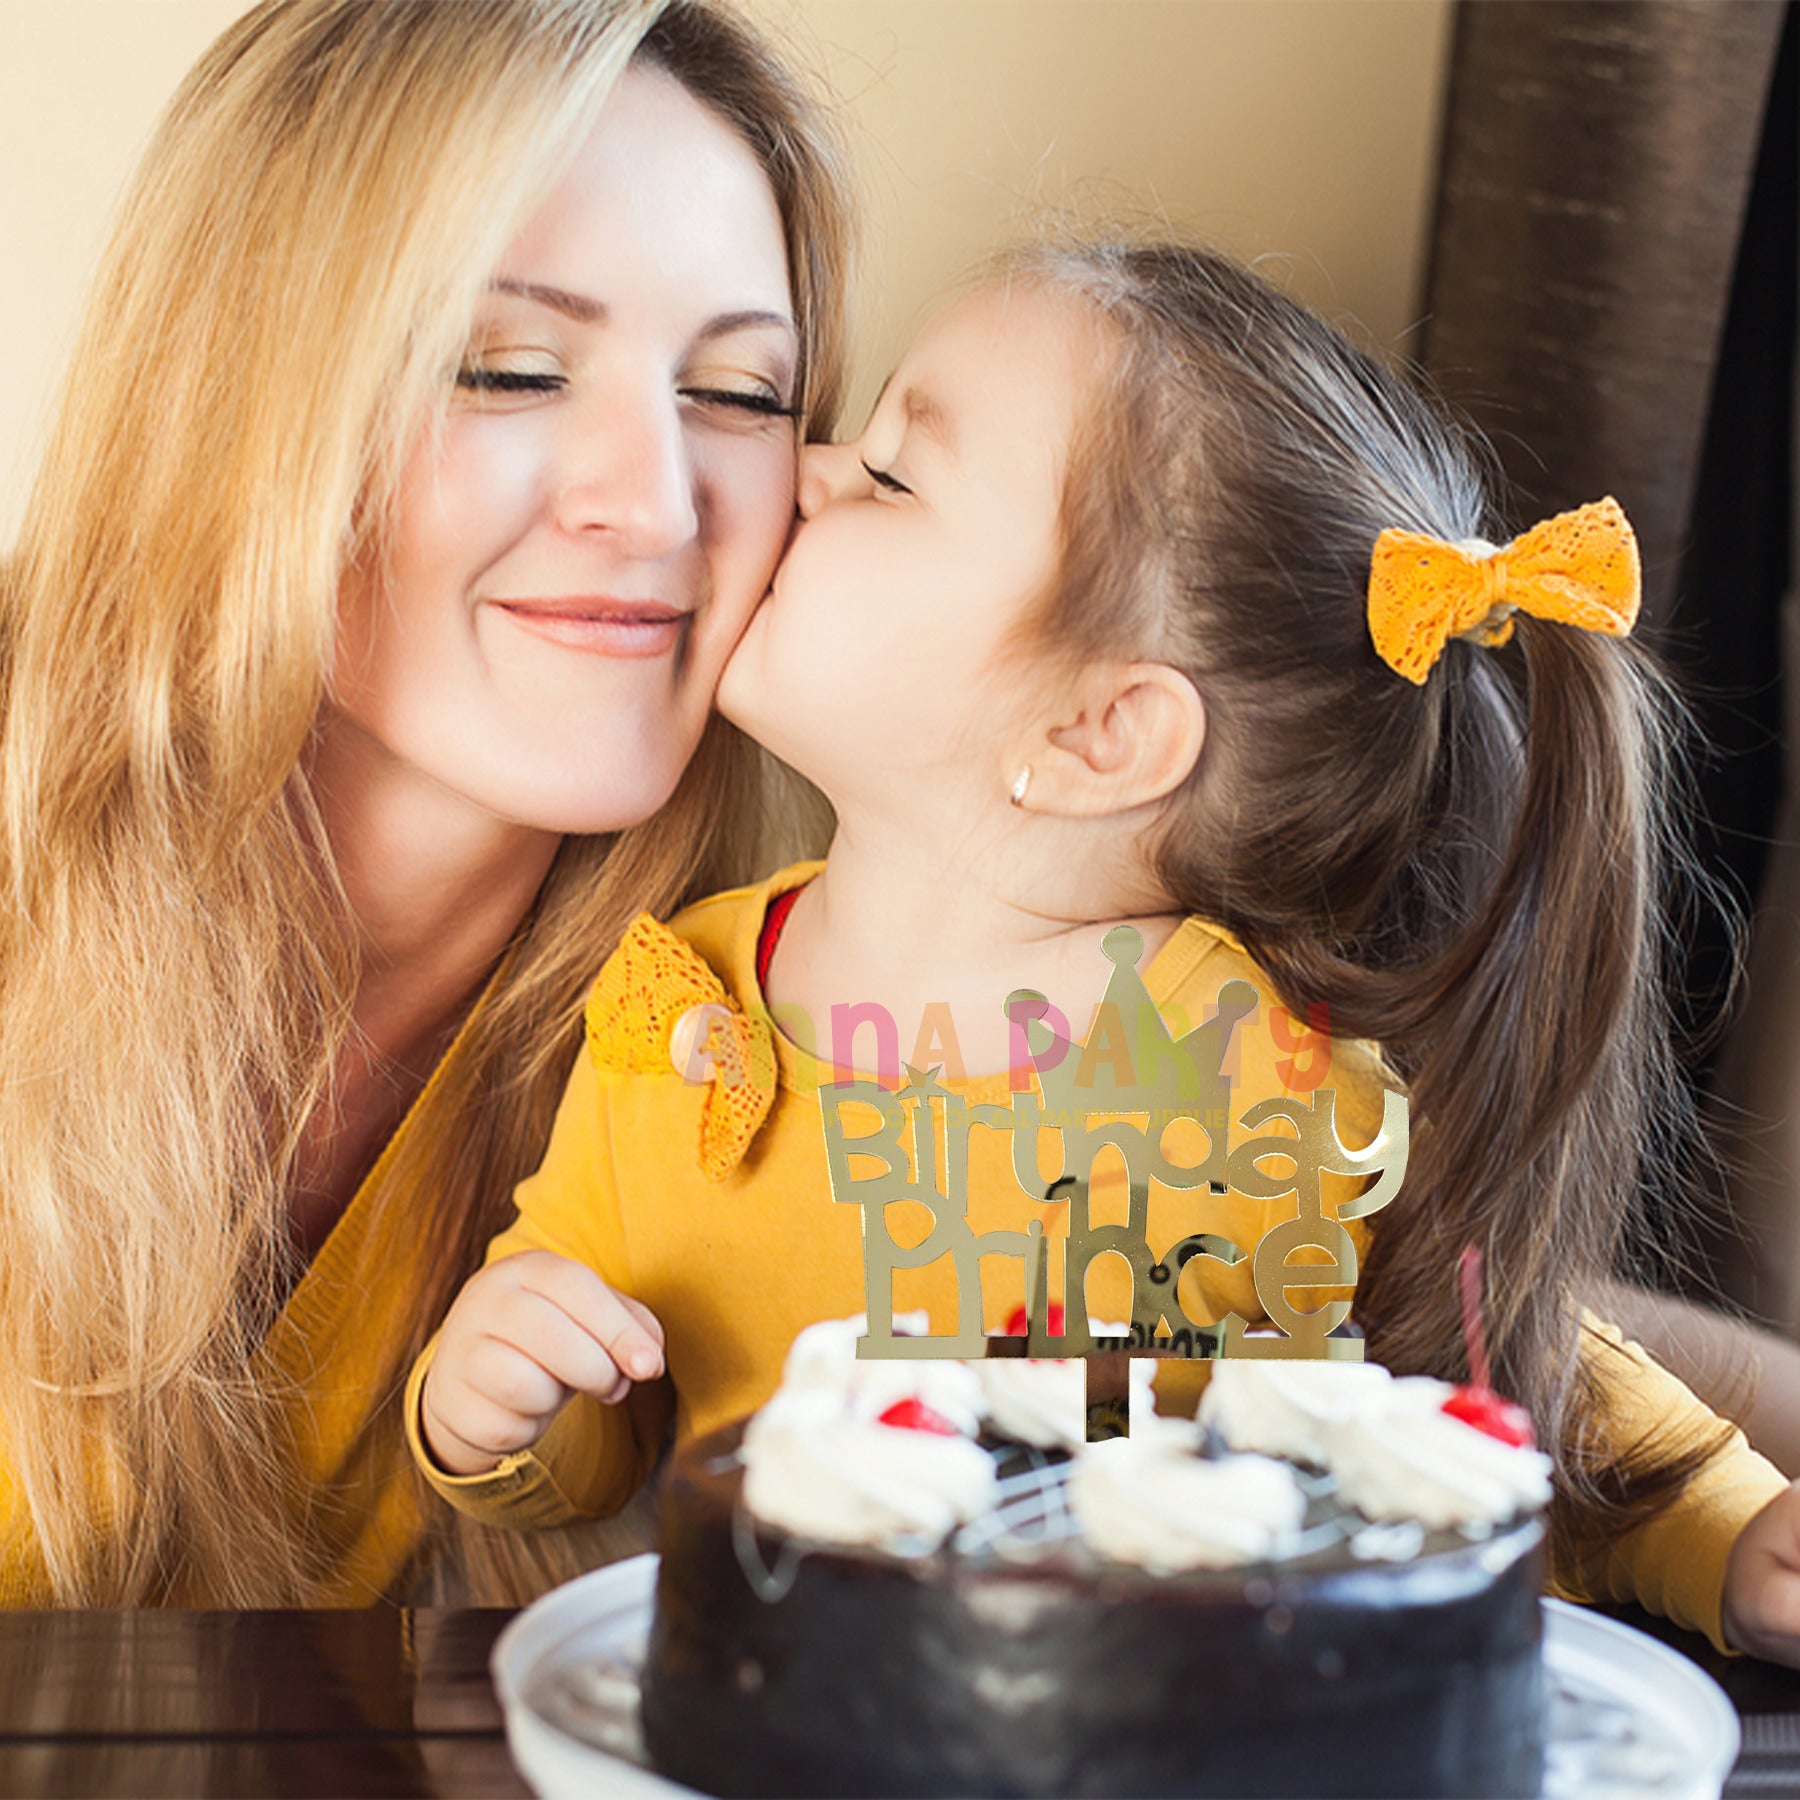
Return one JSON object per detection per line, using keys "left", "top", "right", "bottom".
{"left": 1009, "top": 766, "right": 1032, "bottom": 807}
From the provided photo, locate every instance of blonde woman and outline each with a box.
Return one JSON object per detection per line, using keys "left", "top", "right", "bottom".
{"left": 0, "top": 0, "right": 849, "bottom": 1608}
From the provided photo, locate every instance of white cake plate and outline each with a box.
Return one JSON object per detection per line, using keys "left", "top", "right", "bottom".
{"left": 490, "top": 1556, "right": 1741, "bottom": 1800}
{"left": 1539, "top": 1598, "right": 1739, "bottom": 1800}
{"left": 492, "top": 1554, "right": 693, "bottom": 1800}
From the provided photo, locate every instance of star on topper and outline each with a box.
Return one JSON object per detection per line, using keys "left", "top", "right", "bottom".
{"left": 897, "top": 1063, "right": 953, "bottom": 1102}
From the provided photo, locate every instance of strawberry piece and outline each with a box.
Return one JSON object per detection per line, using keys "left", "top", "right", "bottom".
{"left": 1442, "top": 1384, "right": 1536, "bottom": 1449}
{"left": 877, "top": 1397, "right": 960, "bottom": 1436}
{"left": 1003, "top": 1302, "right": 1066, "bottom": 1338}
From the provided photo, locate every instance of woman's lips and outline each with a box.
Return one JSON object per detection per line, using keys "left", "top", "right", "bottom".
{"left": 491, "top": 597, "right": 687, "bottom": 657}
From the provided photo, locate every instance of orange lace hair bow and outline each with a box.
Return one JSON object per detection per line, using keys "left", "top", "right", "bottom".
{"left": 1367, "top": 496, "right": 1641, "bottom": 686}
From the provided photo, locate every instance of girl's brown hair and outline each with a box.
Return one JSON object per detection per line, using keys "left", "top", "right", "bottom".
{"left": 0, "top": 0, "right": 847, "bottom": 1607}
{"left": 1008, "top": 240, "right": 1723, "bottom": 1568}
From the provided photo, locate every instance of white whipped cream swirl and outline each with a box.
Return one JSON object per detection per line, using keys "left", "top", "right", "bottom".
{"left": 978, "top": 1357, "right": 1087, "bottom": 1450}
{"left": 975, "top": 1318, "right": 1133, "bottom": 1449}
{"left": 741, "top": 1387, "right": 996, "bottom": 1549}
{"left": 1198, "top": 1358, "right": 1396, "bottom": 1465}
{"left": 1325, "top": 1376, "right": 1553, "bottom": 1532}
{"left": 1071, "top": 1437, "right": 1306, "bottom": 1572}
{"left": 780, "top": 1312, "right": 986, "bottom": 1436}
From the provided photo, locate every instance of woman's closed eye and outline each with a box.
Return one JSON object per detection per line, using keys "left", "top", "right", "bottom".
{"left": 454, "top": 346, "right": 567, "bottom": 403}
{"left": 861, "top": 458, "right": 912, "bottom": 497}
{"left": 679, "top": 383, "right": 800, "bottom": 426}
{"left": 450, "top": 356, "right": 799, "bottom": 423}
{"left": 456, "top": 366, "right": 566, "bottom": 395}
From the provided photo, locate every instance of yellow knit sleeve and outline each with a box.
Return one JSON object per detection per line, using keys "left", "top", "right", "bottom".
{"left": 0, "top": 1440, "right": 53, "bottom": 1605}
{"left": 405, "top": 1040, "right": 674, "bottom": 1528}
{"left": 1552, "top": 1315, "right": 1788, "bottom": 1653}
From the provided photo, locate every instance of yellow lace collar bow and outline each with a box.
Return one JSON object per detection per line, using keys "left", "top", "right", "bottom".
{"left": 1367, "top": 496, "right": 1640, "bottom": 686}
{"left": 584, "top": 913, "right": 775, "bottom": 1181}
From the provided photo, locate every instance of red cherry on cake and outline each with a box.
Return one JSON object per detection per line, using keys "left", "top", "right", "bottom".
{"left": 877, "top": 1397, "right": 960, "bottom": 1436}
{"left": 1003, "top": 1302, "right": 1066, "bottom": 1337}
{"left": 1441, "top": 1384, "right": 1536, "bottom": 1449}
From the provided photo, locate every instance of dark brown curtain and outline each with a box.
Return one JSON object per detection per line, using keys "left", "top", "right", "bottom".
{"left": 1421, "top": 0, "right": 1796, "bottom": 1308}
{"left": 1424, "top": 0, "right": 1788, "bottom": 625}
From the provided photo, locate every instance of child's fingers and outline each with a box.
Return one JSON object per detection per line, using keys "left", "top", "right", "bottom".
{"left": 420, "top": 1253, "right": 665, "bottom": 1476}
{"left": 480, "top": 1283, "right": 639, "bottom": 1405}
{"left": 507, "top": 1251, "right": 667, "bottom": 1388}
{"left": 615, "top": 1289, "right": 666, "bottom": 1355}
{"left": 427, "top": 1367, "right": 558, "bottom": 1462}
{"left": 461, "top": 1316, "right": 587, "bottom": 1418}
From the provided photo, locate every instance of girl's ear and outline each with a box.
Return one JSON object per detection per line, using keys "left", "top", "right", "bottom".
{"left": 1021, "top": 662, "right": 1206, "bottom": 818}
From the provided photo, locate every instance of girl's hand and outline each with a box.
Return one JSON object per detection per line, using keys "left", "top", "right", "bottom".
{"left": 419, "top": 1250, "right": 665, "bottom": 1477}
{"left": 1723, "top": 1481, "right": 1800, "bottom": 1666}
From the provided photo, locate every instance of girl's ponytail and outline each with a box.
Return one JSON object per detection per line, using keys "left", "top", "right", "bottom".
{"left": 1347, "top": 622, "right": 1731, "bottom": 1560}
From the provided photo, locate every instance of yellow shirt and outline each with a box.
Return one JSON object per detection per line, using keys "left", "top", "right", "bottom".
{"left": 0, "top": 982, "right": 507, "bottom": 1608}
{"left": 410, "top": 863, "right": 1788, "bottom": 1652}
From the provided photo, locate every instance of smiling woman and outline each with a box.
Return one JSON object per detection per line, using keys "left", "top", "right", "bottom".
{"left": 326, "top": 62, "right": 805, "bottom": 840}
{"left": 0, "top": 0, "right": 849, "bottom": 1609}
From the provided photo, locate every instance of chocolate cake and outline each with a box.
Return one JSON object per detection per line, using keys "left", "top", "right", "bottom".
{"left": 639, "top": 1414, "right": 1547, "bottom": 1798}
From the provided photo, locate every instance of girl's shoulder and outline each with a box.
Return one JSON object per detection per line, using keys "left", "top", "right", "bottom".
{"left": 665, "top": 860, "right": 823, "bottom": 1007}
{"left": 580, "top": 867, "right": 815, "bottom": 1084}
{"left": 1162, "top": 914, "right": 1400, "bottom": 1102}
{"left": 1150, "top": 914, "right": 1258, "bottom": 1009}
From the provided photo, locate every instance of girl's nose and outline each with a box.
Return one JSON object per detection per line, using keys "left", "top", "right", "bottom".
{"left": 553, "top": 384, "right": 698, "bottom": 557}
{"left": 797, "top": 439, "right": 865, "bottom": 520}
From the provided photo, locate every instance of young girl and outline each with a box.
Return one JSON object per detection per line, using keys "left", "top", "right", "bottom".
{"left": 410, "top": 240, "right": 1800, "bottom": 1661}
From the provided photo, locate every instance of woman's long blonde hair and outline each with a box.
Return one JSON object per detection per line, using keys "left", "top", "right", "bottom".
{"left": 0, "top": 0, "right": 849, "bottom": 1606}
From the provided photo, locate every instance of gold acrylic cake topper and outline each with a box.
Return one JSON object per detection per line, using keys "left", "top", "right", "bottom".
{"left": 819, "top": 927, "right": 1409, "bottom": 1434}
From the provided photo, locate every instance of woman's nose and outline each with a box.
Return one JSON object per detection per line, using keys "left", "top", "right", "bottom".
{"left": 552, "top": 384, "right": 698, "bottom": 557}
{"left": 796, "top": 439, "right": 865, "bottom": 520}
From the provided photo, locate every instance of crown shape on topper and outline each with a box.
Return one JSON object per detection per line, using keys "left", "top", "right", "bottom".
{"left": 819, "top": 926, "right": 1409, "bottom": 1434}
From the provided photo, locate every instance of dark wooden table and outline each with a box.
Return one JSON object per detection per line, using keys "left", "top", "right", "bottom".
{"left": 0, "top": 1601, "right": 1796, "bottom": 1798}
{"left": 0, "top": 1608, "right": 526, "bottom": 1798}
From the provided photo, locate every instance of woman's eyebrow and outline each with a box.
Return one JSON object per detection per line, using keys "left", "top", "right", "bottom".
{"left": 491, "top": 278, "right": 604, "bottom": 323}
{"left": 487, "top": 279, "right": 795, "bottom": 346}
{"left": 696, "top": 308, "right": 798, "bottom": 347}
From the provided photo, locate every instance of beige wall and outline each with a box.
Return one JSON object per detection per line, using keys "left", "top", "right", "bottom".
{"left": 0, "top": 0, "right": 1453, "bottom": 544}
